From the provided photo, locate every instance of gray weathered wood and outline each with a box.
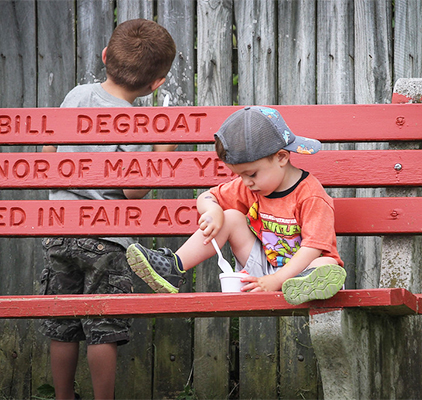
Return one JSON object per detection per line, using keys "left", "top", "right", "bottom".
{"left": 236, "top": 0, "right": 277, "bottom": 105}
{"left": 278, "top": 0, "right": 317, "bottom": 105}
{"left": 234, "top": 1, "right": 279, "bottom": 398}
{"left": 393, "top": 0, "right": 422, "bottom": 81}
{"left": 354, "top": 0, "right": 392, "bottom": 289}
{"left": 0, "top": 1, "right": 43, "bottom": 399}
{"left": 153, "top": 1, "right": 196, "bottom": 398}
{"left": 317, "top": 0, "right": 356, "bottom": 290}
{"left": 276, "top": 2, "right": 320, "bottom": 398}
{"left": 195, "top": 1, "right": 233, "bottom": 398}
{"left": 37, "top": 0, "right": 75, "bottom": 107}
{"left": 76, "top": 0, "right": 114, "bottom": 86}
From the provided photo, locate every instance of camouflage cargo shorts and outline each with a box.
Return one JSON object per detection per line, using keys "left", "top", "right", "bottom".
{"left": 39, "top": 237, "right": 133, "bottom": 346}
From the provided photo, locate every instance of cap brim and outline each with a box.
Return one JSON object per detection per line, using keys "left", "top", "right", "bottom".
{"left": 283, "top": 136, "right": 321, "bottom": 155}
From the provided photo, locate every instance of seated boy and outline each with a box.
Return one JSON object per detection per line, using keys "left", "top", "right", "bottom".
{"left": 126, "top": 106, "right": 346, "bottom": 305}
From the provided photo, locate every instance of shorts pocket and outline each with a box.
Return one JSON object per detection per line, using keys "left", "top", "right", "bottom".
{"left": 42, "top": 237, "right": 64, "bottom": 250}
{"left": 76, "top": 238, "right": 109, "bottom": 255}
{"left": 39, "top": 268, "right": 50, "bottom": 295}
{"left": 109, "top": 274, "right": 133, "bottom": 294}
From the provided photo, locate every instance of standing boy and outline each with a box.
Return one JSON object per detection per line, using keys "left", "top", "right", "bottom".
{"left": 126, "top": 106, "right": 346, "bottom": 304}
{"left": 39, "top": 19, "right": 176, "bottom": 400}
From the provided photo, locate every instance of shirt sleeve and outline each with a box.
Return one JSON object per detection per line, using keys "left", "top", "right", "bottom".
{"left": 298, "top": 195, "right": 337, "bottom": 254}
{"left": 209, "top": 177, "right": 253, "bottom": 214}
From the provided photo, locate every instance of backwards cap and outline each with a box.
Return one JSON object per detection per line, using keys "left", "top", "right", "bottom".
{"left": 214, "top": 106, "right": 321, "bottom": 164}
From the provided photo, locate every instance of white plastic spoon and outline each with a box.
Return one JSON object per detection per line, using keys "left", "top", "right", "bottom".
{"left": 211, "top": 238, "right": 233, "bottom": 274}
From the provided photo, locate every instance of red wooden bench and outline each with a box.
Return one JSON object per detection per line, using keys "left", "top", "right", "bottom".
{"left": 0, "top": 100, "right": 421, "bottom": 318}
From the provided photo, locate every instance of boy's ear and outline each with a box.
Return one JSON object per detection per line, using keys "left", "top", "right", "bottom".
{"left": 102, "top": 47, "right": 107, "bottom": 64}
{"left": 277, "top": 149, "right": 290, "bottom": 166}
{"left": 150, "top": 77, "right": 166, "bottom": 92}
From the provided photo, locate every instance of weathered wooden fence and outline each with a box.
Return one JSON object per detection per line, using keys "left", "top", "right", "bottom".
{"left": 0, "top": 0, "right": 421, "bottom": 399}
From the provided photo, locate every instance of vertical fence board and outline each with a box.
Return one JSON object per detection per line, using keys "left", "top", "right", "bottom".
{"left": 394, "top": 0, "right": 422, "bottom": 81}
{"left": 235, "top": 0, "right": 277, "bottom": 105}
{"left": 153, "top": 1, "right": 196, "bottom": 398}
{"left": 278, "top": 0, "right": 317, "bottom": 105}
{"left": 37, "top": 0, "right": 75, "bottom": 107}
{"left": 354, "top": 0, "right": 392, "bottom": 290}
{"left": 195, "top": 1, "right": 233, "bottom": 398}
{"left": 76, "top": 0, "right": 114, "bottom": 86}
{"left": 317, "top": 0, "right": 357, "bottom": 291}
{"left": 276, "top": 2, "right": 321, "bottom": 398}
{"left": 234, "top": 1, "right": 279, "bottom": 399}
{"left": 0, "top": 2, "right": 55, "bottom": 399}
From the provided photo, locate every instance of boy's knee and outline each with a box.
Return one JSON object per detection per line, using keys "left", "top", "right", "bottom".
{"left": 223, "top": 208, "right": 246, "bottom": 223}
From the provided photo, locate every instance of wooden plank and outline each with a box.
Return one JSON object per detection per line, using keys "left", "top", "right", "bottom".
{"left": 278, "top": 0, "right": 317, "bottom": 105}
{"left": 0, "top": 197, "right": 420, "bottom": 237}
{"left": 0, "top": 289, "right": 417, "bottom": 319}
{"left": 152, "top": 2, "right": 196, "bottom": 398}
{"left": 277, "top": 2, "right": 319, "bottom": 397}
{"left": 76, "top": 0, "right": 114, "bottom": 86}
{"left": 195, "top": 1, "right": 233, "bottom": 398}
{"left": 393, "top": 0, "right": 422, "bottom": 81}
{"left": 1, "top": 104, "right": 422, "bottom": 144}
{"left": 0, "top": 149, "right": 420, "bottom": 189}
{"left": 236, "top": 0, "right": 277, "bottom": 105}
{"left": 0, "top": 2, "right": 45, "bottom": 399}
{"left": 37, "top": 0, "right": 75, "bottom": 107}
{"left": 235, "top": 1, "right": 279, "bottom": 396}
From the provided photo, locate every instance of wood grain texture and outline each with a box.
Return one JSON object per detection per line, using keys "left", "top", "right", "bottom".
{"left": 0, "top": 289, "right": 418, "bottom": 319}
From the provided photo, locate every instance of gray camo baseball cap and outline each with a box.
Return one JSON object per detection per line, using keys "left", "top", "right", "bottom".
{"left": 214, "top": 106, "right": 321, "bottom": 164}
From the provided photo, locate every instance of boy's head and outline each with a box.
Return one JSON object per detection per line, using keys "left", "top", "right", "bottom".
{"left": 215, "top": 106, "right": 321, "bottom": 164}
{"left": 104, "top": 19, "right": 176, "bottom": 92}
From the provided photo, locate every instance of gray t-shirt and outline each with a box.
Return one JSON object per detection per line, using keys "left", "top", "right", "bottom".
{"left": 50, "top": 83, "right": 151, "bottom": 248}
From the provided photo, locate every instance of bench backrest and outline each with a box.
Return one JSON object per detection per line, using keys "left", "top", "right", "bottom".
{"left": 0, "top": 103, "right": 421, "bottom": 237}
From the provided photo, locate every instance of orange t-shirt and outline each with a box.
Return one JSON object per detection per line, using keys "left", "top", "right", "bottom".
{"left": 209, "top": 171, "right": 343, "bottom": 267}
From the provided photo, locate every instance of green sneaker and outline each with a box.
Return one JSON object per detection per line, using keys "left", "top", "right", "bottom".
{"left": 282, "top": 264, "right": 346, "bottom": 305}
{"left": 126, "top": 243, "right": 186, "bottom": 293}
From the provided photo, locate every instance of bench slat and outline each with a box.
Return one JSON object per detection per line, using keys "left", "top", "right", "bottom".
{"left": 0, "top": 197, "right": 420, "bottom": 236}
{"left": 1, "top": 104, "right": 421, "bottom": 144}
{"left": 0, "top": 289, "right": 417, "bottom": 318}
{"left": 1, "top": 149, "right": 421, "bottom": 188}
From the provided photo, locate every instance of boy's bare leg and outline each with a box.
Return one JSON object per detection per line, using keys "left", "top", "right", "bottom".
{"left": 126, "top": 209, "right": 256, "bottom": 293}
{"left": 87, "top": 343, "right": 117, "bottom": 400}
{"left": 50, "top": 340, "right": 79, "bottom": 400}
{"left": 176, "top": 209, "right": 256, "bottom": 270}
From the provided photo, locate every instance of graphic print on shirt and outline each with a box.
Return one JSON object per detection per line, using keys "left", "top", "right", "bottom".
{"left": 247, "top": 201, "right": 301, "bottom": 267}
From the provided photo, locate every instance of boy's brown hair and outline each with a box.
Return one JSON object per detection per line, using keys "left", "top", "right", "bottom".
{"left": 105, "top": 19, "right": 176, "bottom": 92}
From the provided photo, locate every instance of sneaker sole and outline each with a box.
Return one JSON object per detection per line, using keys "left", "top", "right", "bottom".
{"left": 282, "top": 264, "right": 346, "bottom": 305}
{"left": 126, "top": 244, "right": 178, "bottom": 294}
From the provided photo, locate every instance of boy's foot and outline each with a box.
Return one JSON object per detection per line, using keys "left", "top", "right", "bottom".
{"left": 126, "top": 243, "right": 185, "bottom": 293}
{"left": 282, "top": 264, "right": 346, "bottom": 305}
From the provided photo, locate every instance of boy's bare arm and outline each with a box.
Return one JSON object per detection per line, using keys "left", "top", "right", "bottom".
{"left": 153, "top": 144, "right": 178, "bottom": 152}
{"left": 196, "top": 190, "right": 224, "bottom": 244}
{"left": 42, "top": 145, "right": 57, "bottom": 153}
{"left": 123, "top": 188, "right": 151, "bottom": 199}
{"left": 123, "top": 145, "right": 178, "bottom": 198}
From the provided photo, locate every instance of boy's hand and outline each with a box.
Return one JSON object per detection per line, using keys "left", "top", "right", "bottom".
{"left": 196, "top": 190, "right": 224, "bottom": 244}
{"left": 240, "top": 274, "right": 283, "bottom": 292}
{"left": 198, "top": 210, "right": 224, "bottom": 244}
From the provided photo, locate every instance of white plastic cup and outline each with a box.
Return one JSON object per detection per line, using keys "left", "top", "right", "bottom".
{"left": 219, "top": 272, "right": 248, "bottom": 292}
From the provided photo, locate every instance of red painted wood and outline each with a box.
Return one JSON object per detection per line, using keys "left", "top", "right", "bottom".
{"left": 1, "top": 149, "right": 421, "bottom": 188}
{"left": 333, "top": 197, "right": 422, "bottom": 235}
{"left": 1, "top": 104, "right": 421, "bottom": 144}
{"left": 0, "top": 289, "right": 417, "bottom": 319}
{"left": 0, "top": 197, "right": 421, "bottom": 237}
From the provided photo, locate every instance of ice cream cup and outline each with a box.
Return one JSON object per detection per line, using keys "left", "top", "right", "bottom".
{"left": 219, "top": 272, "right": 248, "bottom": 292}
